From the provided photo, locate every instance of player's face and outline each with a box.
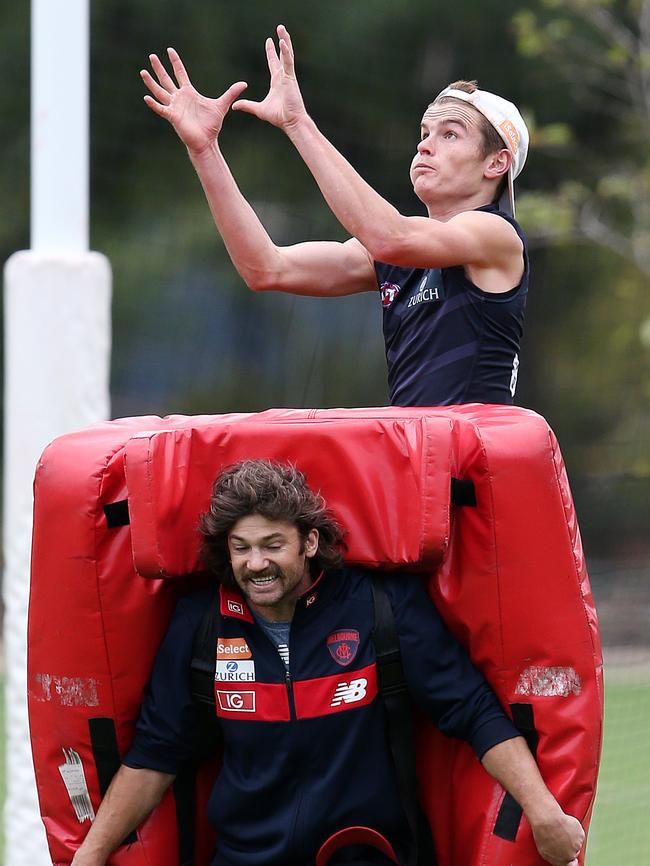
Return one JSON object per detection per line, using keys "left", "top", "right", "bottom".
{"left": 409, "top": 101, "right": 493, "bottom": 209}
{"left": 228, "top": 514, "right": 318, "bottom": 622}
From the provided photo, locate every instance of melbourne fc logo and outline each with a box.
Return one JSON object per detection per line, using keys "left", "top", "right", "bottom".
{"left": 380, "top": 282, "right": 401, "bottom": 308}
{"left": 327, "top": 630, "right": 360, "bottom": 667}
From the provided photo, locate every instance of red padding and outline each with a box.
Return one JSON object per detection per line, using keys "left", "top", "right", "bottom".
{"left": 125, "top": 413, "right": 453, "bottom": 579}
{"left": 28, "top": 405, "right": 602, "bottom": 866}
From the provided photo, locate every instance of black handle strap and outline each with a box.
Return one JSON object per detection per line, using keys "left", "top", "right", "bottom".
{"left": 88, "top": 717, "right": 137, "bottom": 846}
{"left": 450, "top": 478, "right": 477, "bottom": 507}
{"left": 492, "top": 703, "right": 539, "bottom": 841}
{"left": 103, "top": 500, "right": 130, "bottom": 528}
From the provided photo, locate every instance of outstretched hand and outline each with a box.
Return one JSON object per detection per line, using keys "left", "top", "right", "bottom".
{"left": 141, "top": 48, "right": 248, "bottom": 156}
{"left": 232, "top": 24, "right": 307, "bottom": 130}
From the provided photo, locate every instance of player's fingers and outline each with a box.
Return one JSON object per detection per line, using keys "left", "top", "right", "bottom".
{"left": 219, "top": 81, "right": 249, "bottom": 110}
{"left": 277, "top": 26, "right": 295, "bottom": 75}
{"left": 140, "top": 69, "right": 171, "bottom": 105}
{"left": 167, "top": 47, "right": 192, "bottom": 87}
{"left": 149, "top": 53, "right": 176, "bottom": 91}
{"left": 143, "top": 94, "right": 170, "bottom": 119}
{"left": 277, "top": 23, "right": 294, "bottom": 54}
{"left": 265, "top": 37, "right": 281, "bottom": 74}
{"left": 231, "top": 97, "right": 262, "bottom": 116}
{"left": 279, "top": 39, "right": 295, "bottom": 76}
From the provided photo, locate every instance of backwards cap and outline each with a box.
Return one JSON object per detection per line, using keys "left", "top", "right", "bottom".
{"left": 434, "top": 86, "right": 529, "bottom": 217}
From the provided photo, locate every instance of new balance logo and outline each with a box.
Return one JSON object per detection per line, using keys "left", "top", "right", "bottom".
{"left": 330, "top": 677, "right": 368, "bottom": 707}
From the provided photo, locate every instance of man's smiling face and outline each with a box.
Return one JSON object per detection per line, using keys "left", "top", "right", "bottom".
{"left": 227, "top": 513, "right": 319, "bottom": 622}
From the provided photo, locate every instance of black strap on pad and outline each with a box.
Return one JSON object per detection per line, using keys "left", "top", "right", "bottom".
{"left": 492, "top": 703, "right": 539, "bottom": 841}
{"left": 450, "top": 478, "right": 477, "bottom": 507}
{"left": 103, "top": 500, "right": 130, "bottom": 528}
{"left": 88, "top": 717, "right": 137, "bottom": 846}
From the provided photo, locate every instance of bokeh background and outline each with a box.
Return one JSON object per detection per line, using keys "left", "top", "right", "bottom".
{"left": 2, "top": 1, "right": 649, "bottom": 863}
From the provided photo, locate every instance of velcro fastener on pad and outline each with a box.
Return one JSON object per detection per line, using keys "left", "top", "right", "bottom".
{"left": 124, "top": 415, "right": 453, "bottom": 578}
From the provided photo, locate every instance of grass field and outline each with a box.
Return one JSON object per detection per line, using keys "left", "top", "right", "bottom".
{"left": 586, "top": 677, "right": 650, "bottom": 865}
{"left": 1, "top": 675, "right": 648, "bottom": 864}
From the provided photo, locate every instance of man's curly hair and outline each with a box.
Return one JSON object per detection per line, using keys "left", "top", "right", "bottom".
{"left": 199, "top": 459, "right": 345, "bottom": 584}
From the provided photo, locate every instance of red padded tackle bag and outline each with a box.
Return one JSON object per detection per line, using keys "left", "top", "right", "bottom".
{"left": 28, "top": 405, "right": 602, "bottom": 866}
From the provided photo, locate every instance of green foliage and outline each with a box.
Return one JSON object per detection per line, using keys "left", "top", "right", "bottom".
{"left": 508, "top": 0, "right": 650, "bottom": 490}
{"left": 512, "top": 0, "right": 650, "bottom": 265}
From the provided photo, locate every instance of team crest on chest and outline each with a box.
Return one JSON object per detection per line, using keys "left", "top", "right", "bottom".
{"left": 327, "top": 630, "right": 360, "bottom": 666}
{"left": 380, "top": 282, "right": 401, "bottom": 309}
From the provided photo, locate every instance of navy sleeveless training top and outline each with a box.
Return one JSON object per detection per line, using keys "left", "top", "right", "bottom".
{"left": 374, "top": 204, "right": 529, "bottom": 407}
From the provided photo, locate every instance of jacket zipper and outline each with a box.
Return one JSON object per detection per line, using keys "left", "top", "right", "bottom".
{"left": 285, "top": 669, "right": 296, "bottom": 720}
{"left": 252, "top": 619, "right": 297, "bottom": 722}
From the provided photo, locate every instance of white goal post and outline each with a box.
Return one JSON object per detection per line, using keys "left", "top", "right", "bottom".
{"left": 3, "top": 2, "right": 111, "bottom": 864}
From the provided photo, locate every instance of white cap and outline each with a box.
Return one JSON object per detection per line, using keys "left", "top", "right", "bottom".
{"left": 434, "top": 86, "right": 529, "bottom": 217}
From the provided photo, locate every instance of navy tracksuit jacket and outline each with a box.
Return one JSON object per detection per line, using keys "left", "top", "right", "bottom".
{"left": 124, "top": 566, "right": 518, "bottom": 866}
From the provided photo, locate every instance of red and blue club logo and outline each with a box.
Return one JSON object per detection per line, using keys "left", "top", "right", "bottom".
{"left": 380, "top": 282, "right": 401, "bottom": 308}
{"left": 327, "top": 630, "right": 360, "bottom": 666}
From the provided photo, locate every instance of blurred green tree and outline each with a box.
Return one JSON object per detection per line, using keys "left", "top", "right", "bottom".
{"left": 514, "top": 0, "right": 650, "bottom": 278}
{"left": 508, "top": 0, "right": 650, "bottom": 482}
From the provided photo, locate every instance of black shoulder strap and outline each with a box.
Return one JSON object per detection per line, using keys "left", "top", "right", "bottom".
{"left": 371, "top": 578, "right": 420, "bottom": 866}
{"left": 168, "top": 591, "right": 222, "bottom": 866}
{"left": 190, "top": 591, "right": 221, "bottom": 708}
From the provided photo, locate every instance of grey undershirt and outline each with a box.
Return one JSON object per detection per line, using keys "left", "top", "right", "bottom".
{"left": 255, "top": 615, "right": 290, "bottom": 670}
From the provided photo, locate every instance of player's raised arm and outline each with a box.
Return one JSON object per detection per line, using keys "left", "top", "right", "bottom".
{"left": 141, "top": 48, "right": 376, "bottom": 298}
{"left": 234, "top": 26, "right": 521, "bottom": 280}
{"left": 231, "top": 25, "right": 433, "bottom": 266}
